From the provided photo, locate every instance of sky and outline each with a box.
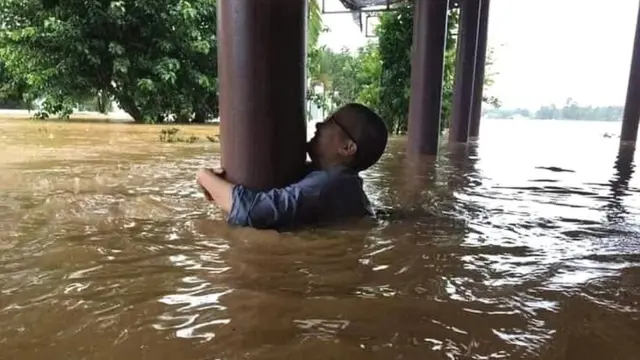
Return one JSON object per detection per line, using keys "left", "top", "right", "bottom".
{"left": 318, "top": 0, "right": 640, "bottom": 109}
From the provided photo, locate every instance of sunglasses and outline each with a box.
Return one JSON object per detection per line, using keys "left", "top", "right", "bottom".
{"left": 328, "top": 116, "right": 357, "bottom": 146}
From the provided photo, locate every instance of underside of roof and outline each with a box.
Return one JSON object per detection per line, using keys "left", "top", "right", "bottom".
{"left": 337, "top": 0, "right": 460, "bottom": 10}
{"left": 334, "top": 0, "right": 404, "bottom": 31}
{"left": 337, "top": 0, "right": 404, "bottom": 10}
{"left": 333, "top": 0, "right": 460, "bottom": 31}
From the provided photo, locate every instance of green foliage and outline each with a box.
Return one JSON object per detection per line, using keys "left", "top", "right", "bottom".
{"left": 0, "top": 0, "right": 500, "bottom": 131}
{"left": 304, "top": 3, "right": 457, "bottom": 133}
{"left": 376, "top": 4, "right": 417, "bottom": 133}
{"left": 307, "top": 0, "right": 324, "bottom": 49}
{"left": 534, "top": 98, "right": 623, "bottom": 121}
{"left": 0, "top": 0, "right": 219, "bottom": 123}
{"left": 353, "top": 43, "right": 382, "bottom": 110}
{"left": 306, "top": 0, "right": 331, "bottom": 119}
{"left": 482, "top": 47, "right": 501, "bottom": 108}
{"left": 307, "top": 1, "right": 499, "bottom": 135}
{"left": 0, "top": 60, "right": 34, "bottom": 110}
{"left": 376, "top": 3, "right": 464, "bottom": 134}
{"left": 316, "top": 45, "right": 378, "bottom": 109}
{"left": 484, "top": 107, "right": 531, "bottom": 119}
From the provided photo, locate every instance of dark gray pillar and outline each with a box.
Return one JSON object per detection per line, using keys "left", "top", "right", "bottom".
{"left": 449, "top": 0, "right": 481, "bottom": 143}
{"left": 468, "top": 0, "right": 491, "bottom": 140}
{"left": 621, "top": 1, "right": 640, "bottom": 145}
{"left": 407, "top": 0, "right": 450, "bottom": 155}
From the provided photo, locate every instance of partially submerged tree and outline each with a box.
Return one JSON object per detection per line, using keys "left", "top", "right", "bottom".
{"left": 0, "top": 0, "right": 219, "bottom": 122}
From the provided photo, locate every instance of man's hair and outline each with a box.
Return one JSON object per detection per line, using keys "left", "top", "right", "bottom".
{"left": 334, "top": 103, "right": 388, "bottom": 172}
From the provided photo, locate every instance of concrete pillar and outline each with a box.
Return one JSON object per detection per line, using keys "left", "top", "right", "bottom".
{"left": 468, "top": 0, "right": 491, "bottom": 140}
{"left": 621, "top": 1, "right": 640, "bottom": 145}
{"left": 449, "top": 0, "right": 481, "bottom": 143}
{"left": 407, "top": 0, "right": 450, "bottom": 156}
{"left": 217, "top": 0, "right": 308, "bottom": 190}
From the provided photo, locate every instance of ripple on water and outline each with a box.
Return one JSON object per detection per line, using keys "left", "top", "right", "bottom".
{"left": 0, "top": 119, "right": 639, "bottom": 359}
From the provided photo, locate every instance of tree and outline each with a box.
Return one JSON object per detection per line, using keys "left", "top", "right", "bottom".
{"left": 308, "top": 1, "right": 497, "bottom": 135}
{"left": 534, "top": 104, "right": 560, "bottom": 120}
{"left": 376, "top": 3, "right": 469, "bottom": 134}
{"left": 376, "top": 3, "right": 420, "bottom": 134}
{"left": 308, "top": 0, "right": 324, "bottom": 49}
{"left": 353, "top": 43, "right": 382, "bottom": 112}
{"left": 483, "top": 107, "right": 531, "bottom": 119}
{"left": 376, "top": 2, "right": 501, "bottom": 133}
{"left": 0, "top": 0, "right": 219, "bottom": 123}
{"left": 321, "top": 46, "right": 364, "bottom": 108}
{"left": 532, "top": 100, "right": 623, "bottom": 121}
{"left": 0, "top": 60, "right": 33, "bottom": 110}
{"left": 307, "top": 0, "right": 332, "bottom": 119}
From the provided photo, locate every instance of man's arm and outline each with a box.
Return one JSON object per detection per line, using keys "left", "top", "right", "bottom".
{"left": 197, "top": 168, "right": 327, "bottom": 229}
{"left": 196, "top": 168, "right": 234, "bottom": 213}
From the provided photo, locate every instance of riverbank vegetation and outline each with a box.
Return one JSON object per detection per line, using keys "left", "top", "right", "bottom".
{"left": 483, "top": 98, "right": 623, "bottom": 121}
{"left": 0, "top": 0, "right": 497, "bottom": 133}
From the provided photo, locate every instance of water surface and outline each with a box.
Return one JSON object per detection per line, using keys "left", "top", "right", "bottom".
{"left": 0, "top": 118, "right": 638, "bottom": 359}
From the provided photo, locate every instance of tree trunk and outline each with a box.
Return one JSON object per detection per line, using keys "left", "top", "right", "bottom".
{"left": 96, "top": 91, "right": 112, "bottom": 114}
{"left": 116, "top": 95, "right": 143, "bottom": 122}
{"left": 192, "top": 109, "right": 206, "bottom": 123}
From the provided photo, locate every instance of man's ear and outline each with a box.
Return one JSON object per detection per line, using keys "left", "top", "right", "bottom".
{"left": 339, "top": 140, "right": 357, "bottom": 157}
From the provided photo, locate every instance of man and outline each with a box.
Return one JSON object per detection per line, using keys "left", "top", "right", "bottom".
{"left": 196, "top": 103, "right": 388, "bottom": 230}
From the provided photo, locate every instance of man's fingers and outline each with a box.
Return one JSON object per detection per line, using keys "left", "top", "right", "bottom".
{"left": 200, "top": 167, "right": 224, "bottom": 175}
{"left": 197, "top": 167, "right": 223, "bottom": 177}
{"left": 212, "top": 167, "right": 225, "bottom": 175}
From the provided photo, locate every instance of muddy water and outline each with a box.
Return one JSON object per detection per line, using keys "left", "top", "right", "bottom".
{"left": 0, "top": 118, "right": 638, "bottom": 360}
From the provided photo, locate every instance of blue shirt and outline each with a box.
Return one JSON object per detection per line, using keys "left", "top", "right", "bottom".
{"left": 227, "top": 165, "right": 373, "bottom": 229}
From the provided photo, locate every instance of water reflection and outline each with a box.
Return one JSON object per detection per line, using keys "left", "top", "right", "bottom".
{"left": 0, "top": 118, "right": 639, "bottom": 359}
{"left": 401, "top": 150, "right": 438, "bottom": 211}
{"left": 605, "top": 145, "right": 636, "bottom": 224}
{"left": 447, "top": 142, "right": 481, "bottom": 192}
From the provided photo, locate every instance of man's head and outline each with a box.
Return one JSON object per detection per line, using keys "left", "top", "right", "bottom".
{"left": 308, "top": 103, "right": 388, "bottom": 172}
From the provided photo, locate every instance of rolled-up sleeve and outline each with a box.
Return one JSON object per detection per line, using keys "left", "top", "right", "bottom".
{"left": 226, "top": 171, "right": 328, "bottom": 229}
{"left": 227, "top": 185, "right": 253, "bottom": 226}
{"left": 227, "top": 185, "right": 301, "bottom": 228}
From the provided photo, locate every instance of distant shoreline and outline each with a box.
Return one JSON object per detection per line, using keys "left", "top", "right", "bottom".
{"left": 484, "top": 117, "right": 622, "bottom": 122}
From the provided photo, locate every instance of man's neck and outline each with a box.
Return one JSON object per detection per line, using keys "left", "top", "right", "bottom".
{"left": 319, "top": 163, "right": 357, "bottom": 174}
{"left": 309, "top": 156, "right": 355, "bottom": 172}
{"left": 317, "top": 160, "right": 345, "bottom": 170}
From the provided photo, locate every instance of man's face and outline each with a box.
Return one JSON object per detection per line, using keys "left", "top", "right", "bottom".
{"left": 308, "top": 116, "right": 351, "bottom": 165}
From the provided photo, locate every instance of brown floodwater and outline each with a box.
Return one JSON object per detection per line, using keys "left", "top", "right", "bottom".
{"left": 0, "top": 118, "right": 638, "bottom": 360}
